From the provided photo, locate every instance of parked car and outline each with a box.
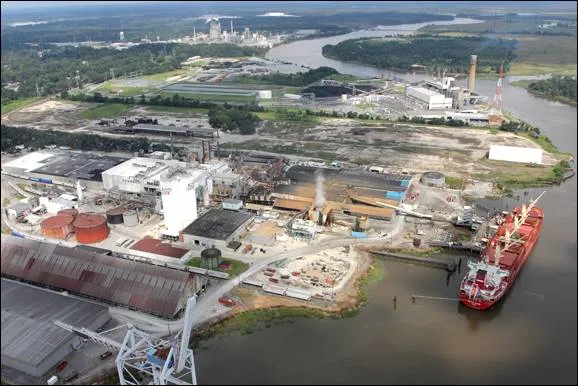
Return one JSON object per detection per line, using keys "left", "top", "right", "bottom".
{"left": 99, "top": 351, "right": 113, "bottom": 360}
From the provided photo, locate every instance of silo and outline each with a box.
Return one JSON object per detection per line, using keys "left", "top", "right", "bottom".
{"left": 40, "top": 215, "right": 75, "bottom": 240}
{"left": 106, "top": 207, "right": 125, "bottom": 225}
{"left": 123, "top": 209, "right": 139, "bottom": 227}
{"left": 73, "top": 213, "right": 109, "bottom": 244}
{"left": 57, "top": 208, "right": 79, "bottom": 219}
{"left": 200, "top": 248, "right": 222, "bottom": 270}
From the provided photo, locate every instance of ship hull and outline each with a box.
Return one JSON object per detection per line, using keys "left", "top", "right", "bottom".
{"left": 459, "top": 206, "right": 543, "bottom": 310}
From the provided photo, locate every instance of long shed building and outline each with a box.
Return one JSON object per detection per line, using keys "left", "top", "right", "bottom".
{"left": 0, "top": 234, "right": 200, "bottom": 319}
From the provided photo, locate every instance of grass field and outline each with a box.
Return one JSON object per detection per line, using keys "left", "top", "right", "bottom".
{"left": 143, "top": 69, "right": 188, "bottom": 81}
{"left": 510, "top": 35, "right": 577, "bottom": 76}
{"left": 1, "top": 96, "right": 43, "bottom": 115}
{"left": 186, "top": 257, "right": 249, "bottom": 278}
{"left": 79, "top": 103, "right": 133, "bottom": 119}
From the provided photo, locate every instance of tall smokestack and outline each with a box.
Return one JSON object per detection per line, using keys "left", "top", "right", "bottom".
{"left": 468, "top": 55, "right": 477, "bottom": 93}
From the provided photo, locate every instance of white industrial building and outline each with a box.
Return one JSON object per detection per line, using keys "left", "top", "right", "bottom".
{"left": 406, "top": 86, "right": 453, "bottom": 110}
{"left": 160, "top": 168, "right": 209, "bottom": 237}
{"left": 102, "top": 158, "right": 234, "bottom": 236}
{"left": 488, "top": 145, "right": 543, "bottom": 164}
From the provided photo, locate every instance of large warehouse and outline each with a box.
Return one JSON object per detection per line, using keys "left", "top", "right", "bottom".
{"left": 180, "top": 208, "right": 253, "bottom": 248}
{"left": 1, "top": 150, "right": 127, "bottom": 182}
{"left": 406, "top": 86, "right": 453, "bottom": 110}
{"left": 0, "top": 234, "right": 201, "bottom": 319}
{"left": 488, "top": 145, "right": 543, "bottom": 164}
{"left": 1, "top": 279, "right": 110, "bottom": 378}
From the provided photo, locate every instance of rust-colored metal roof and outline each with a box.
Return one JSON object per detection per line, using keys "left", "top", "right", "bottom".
{"left": 273, "top": 198, "right": 312, "bottom": 211}
{"left": 40, "top": 215, "right": 74, "bottom": 229}
{"left": 130, "top": 238, "right": 189, "bottom": 258}
{"left": 1, "top": 234, "right": 197, "bottom": 318}
{"left": 73, "top": 213, "right": 107, "bottom": 228}
{"left": 57, "top": 209, "right": 79, "bottom": 218}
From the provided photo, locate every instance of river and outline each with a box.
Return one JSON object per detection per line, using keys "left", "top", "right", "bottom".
{"left": 196, "top": 19, "right": 577, "bottom": 385}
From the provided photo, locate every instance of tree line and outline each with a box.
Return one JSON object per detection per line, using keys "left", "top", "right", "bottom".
{"left": 527, "top": 76, "right": 577, "bottom": 104}
{"left": 208, "top": 105, "right": 261, "bottom": 135}
{"left": 230, "top": 66, "right": 338, "bottom": 86}
{"left": 1, "top": 43, "right": 264, "bottom": 103}
{"left": 322, "top": 36, "right": 517, "bottom": 74}
{"left": 64, "top": 91, "right": 266, "bottom": 113}
{"left": 1, "top": 124, "right": 151, "bottom": 153}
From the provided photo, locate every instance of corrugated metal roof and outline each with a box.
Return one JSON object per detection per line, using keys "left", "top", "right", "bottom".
{"left": 1, "top": 279, "right": 109, "bottom": 370}
{"left": 130, "top": 238, "right": 188, "bottom": 258}
{"left": 1, "top": 235, "right": 197, "bottom": 319}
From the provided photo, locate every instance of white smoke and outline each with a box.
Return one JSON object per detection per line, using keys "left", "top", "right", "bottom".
{"left": 315, "top": 171, "right": 326, "bottom": 209}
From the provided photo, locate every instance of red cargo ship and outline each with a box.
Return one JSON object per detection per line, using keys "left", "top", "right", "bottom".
{"left": 459, "top": 192, "right": 545, "bottom": 310}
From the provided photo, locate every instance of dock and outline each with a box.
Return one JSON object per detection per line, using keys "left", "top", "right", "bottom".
{"left": 370, "top": 250, "right": 458, "bottom": 272}
{"left": 428, "top": 241, "right": 483, "bottom": 253}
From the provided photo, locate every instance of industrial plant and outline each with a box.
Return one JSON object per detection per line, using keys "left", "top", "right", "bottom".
{"left": 0, "top": 44, "right": 557, "bottom": 386}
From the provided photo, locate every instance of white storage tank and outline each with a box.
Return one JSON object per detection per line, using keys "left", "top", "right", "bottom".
{"left": 123, "top": 209, "right": 139, "bottom": 227}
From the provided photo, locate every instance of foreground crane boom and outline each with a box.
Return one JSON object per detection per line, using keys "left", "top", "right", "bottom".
{"left": 54, "top": 296, "right": 198, "bottom": 385}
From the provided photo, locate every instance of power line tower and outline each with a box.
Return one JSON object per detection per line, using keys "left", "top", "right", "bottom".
{"left": 493, "top": 64, "right": 504, "bottom": 114}
{"left": 55, "top": 296, "right": 198, "bottom": 385}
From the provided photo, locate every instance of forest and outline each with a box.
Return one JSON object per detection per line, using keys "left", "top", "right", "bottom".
{"left": 1, "top": 124, "right": 151, "bottom": 153}
{"left": 322, "top": 36, "right": 517, "bottom": 74}
{"left": 208, "top": 105, "right": 261, "bottom": 135}
{"left": 527, "top": 76, "right": 577, "bottom": 104}
{"left": 0, "top": 43, "right": 264, "bottom": 103}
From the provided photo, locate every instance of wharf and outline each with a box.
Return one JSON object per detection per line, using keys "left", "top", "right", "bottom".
{"left": 370, "top": 250, "right": 458, "bottom": 272}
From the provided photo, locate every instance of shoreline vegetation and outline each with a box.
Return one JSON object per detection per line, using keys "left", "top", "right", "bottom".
{"left": 511, "top": 77, "right": 577, "bottom": 107}
{"left": 189, "top": 254, "right": 383, "bottom": 348}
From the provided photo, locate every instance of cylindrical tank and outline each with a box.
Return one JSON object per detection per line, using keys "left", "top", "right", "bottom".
{"left": 122, "top": 209, "right": 139, "bottom": 227}
{"left": 106, "top": 207, "right": 125, "bottom": 225}
{"left": 200, "top": 247, "right": 222, "bottom": 270}
{"left": 40, "top": 215, "right": 74, "bottom": 240}
{"left": 57, "top": 208, "right": 78, "bottom": 219}
{"left": 73, "top": 213, "right": 109, "bottom": 244}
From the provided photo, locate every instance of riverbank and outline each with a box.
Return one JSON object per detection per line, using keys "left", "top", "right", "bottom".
{"left": 190, "top": 253, "right": 381, "bottom": 347}
{"left": 511, "top": 80, "right": 577, "bottom": 107}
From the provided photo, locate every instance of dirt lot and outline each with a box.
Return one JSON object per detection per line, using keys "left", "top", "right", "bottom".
{"left": 2, "top": 99, "right": 562, "bottom": 181}
{"left": 229, "top": 251, "right": 373, "bottom": 314}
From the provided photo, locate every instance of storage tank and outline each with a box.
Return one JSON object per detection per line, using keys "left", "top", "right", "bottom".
{"left": 200, "top": 247, "right": 222, "bottom": 270}
{"left": 106, "top": 207, "right": 125, "bottom": 225}
{"left": 123, "top": 209, "right": 139, "bottom": 227}
{"left": 73, "top": 213, "right": 109, "bottom": 244}
{"left": 57, "top": 208, "right": 78, "bottom": 219}
{"left": 40, "top": 215, "right": 74, "bottom": 240}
